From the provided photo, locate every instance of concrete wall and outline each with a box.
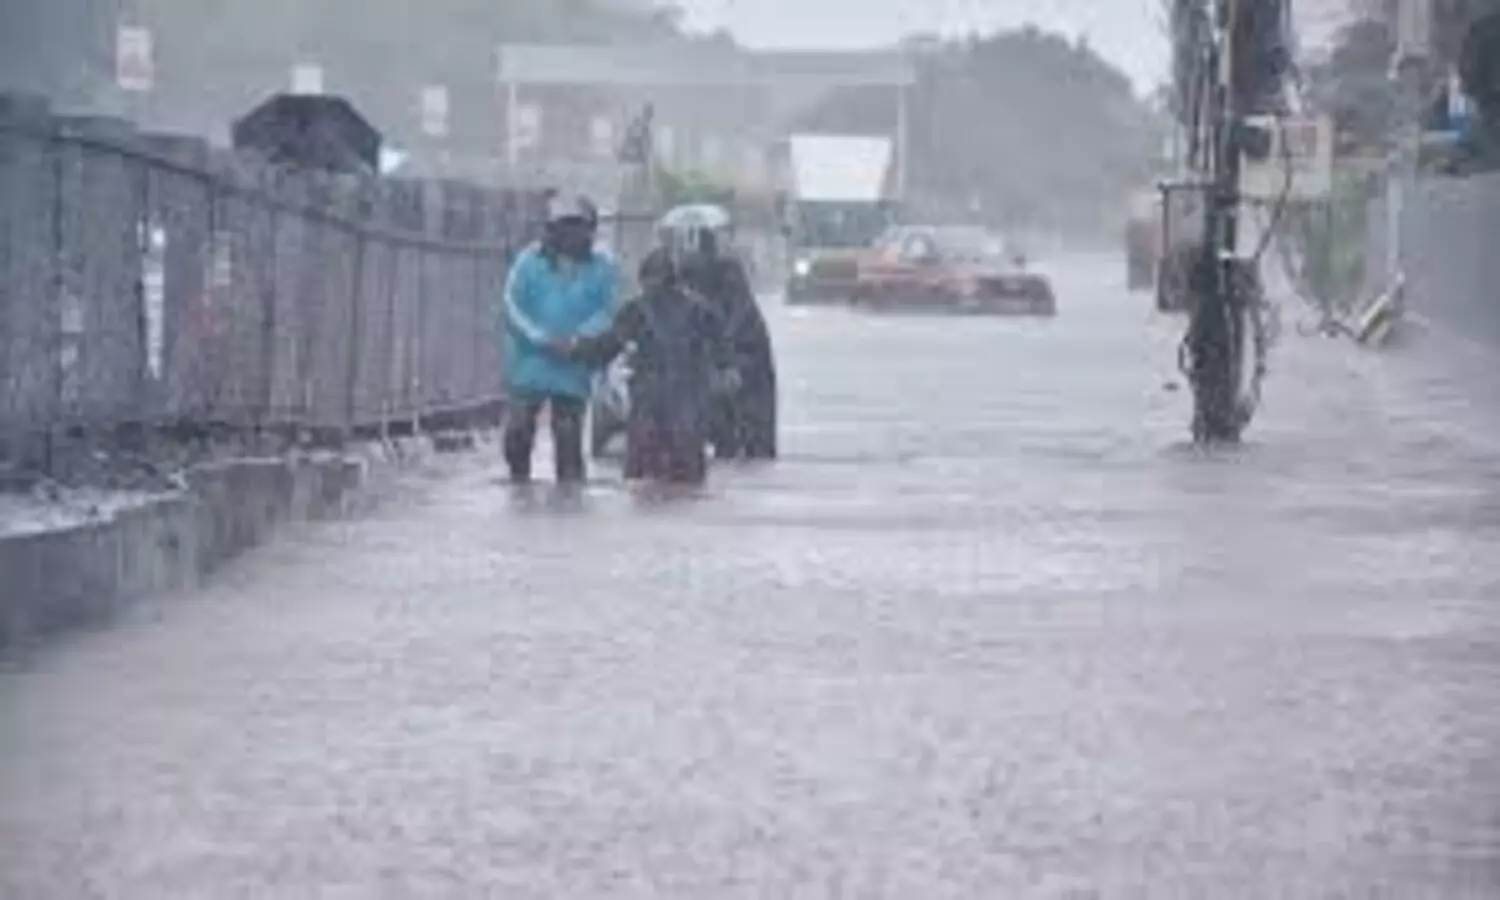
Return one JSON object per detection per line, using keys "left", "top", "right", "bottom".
{"left": 0, "top": 437, "right": 435, "bottom": 659}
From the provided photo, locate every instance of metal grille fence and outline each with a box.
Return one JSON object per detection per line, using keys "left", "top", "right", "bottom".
{"left": 0, "top": 95, "right": 550, "bottom": 468}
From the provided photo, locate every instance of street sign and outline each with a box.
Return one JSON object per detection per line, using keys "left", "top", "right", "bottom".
{"left": 1239, "top": 115, "right": 1334, "bottom": 201}
{"left": 116, "top": 26, "right": 154, "bottom": 92}
{"left": 291, "top": 64, "right": 324, "bottom": 95}
{"left": 420, "top": 85, "right": 450, "bottom": 138}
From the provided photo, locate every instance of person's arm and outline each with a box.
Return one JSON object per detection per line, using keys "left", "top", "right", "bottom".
{"left": 698, "top": 299, "right": 740, "bottom": 392}
{"left": 502, "top": 253, "right": 547, "bottom": 346}
{"left": 576, "top": 254, "right": 621, "bottom": 338}
{"left": 569, "top": 301, "right": 639, "bottom": 368}
{"left": 720, "top": 259, "right": 766, "bottom": 356}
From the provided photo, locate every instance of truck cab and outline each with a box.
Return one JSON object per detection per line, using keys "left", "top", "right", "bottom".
{"left": 785, "top": 200, "right": 898, "bottom": 304}
{"left": 779, "top": 134, "right": 899, "bottom": 305}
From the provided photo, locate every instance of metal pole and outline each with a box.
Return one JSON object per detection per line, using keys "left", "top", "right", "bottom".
{"left": 344, "top": 230, "right": 367, "bottom": 436}
{"left": 506, "top": 80, "right": 520, "bottom": 172}
{"left": 1387, "top": 62, "right": 1425, "bottom": 318}
{"left": 895, "top": 67, "right": 909, "bottom": 201}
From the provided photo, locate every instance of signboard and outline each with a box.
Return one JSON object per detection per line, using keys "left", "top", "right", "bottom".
{"left": 116, "top": 26, "right": 154, "bottom": 92}
{"left": 420, "top": 85, "right": 450, "bottom": 138}
{"left": 291, "top": 64, "right": 324, "bottom": 95}
{"left": 513, "top": 104, "right": 542, "bottom": 150}
{"left": 1239, "top": 115, "right": 1334, "bottom": 201}
{"left": 141, "top": 223, "right": 167, "bottom": 379}
{"left": 589, "top": 115, "right": 615, "bottom": 158}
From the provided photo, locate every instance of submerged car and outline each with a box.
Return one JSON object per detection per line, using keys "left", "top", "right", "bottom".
{"left": 850, "top": 225, "right": 1056, "bottom": 315}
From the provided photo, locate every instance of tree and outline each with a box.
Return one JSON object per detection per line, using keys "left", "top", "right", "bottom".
{"left": 1305, "top": 18, "right": 1397, "bottom": 154}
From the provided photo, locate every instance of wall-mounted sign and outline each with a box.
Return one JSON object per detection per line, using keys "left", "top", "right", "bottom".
{"left": 420, "top": 85, "right": 450, "bottom": 137}
{"left": 291, "top": 64, "right": 324, "bottom": 95}
{"left": 116, "top": 26, "right": 154, "bottom": 92}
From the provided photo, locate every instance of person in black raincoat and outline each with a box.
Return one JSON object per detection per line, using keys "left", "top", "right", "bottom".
{"left": 565, "top": 248, "right": 736, "bottom": 485}
{"left": 678, "top": 226, "right": 778, "bottom": 460}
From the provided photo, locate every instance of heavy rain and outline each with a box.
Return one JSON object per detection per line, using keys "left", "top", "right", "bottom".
{"left": 2, "top": 1, "right": 1499, "bottom": 896}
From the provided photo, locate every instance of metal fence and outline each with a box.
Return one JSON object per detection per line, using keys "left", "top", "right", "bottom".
{"left": 0, "top": 95, "right": 551, "bottom": 466}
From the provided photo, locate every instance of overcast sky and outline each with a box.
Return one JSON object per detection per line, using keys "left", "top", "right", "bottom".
{"left": 673, "top": 0, "right": 1171, "bottom": 92}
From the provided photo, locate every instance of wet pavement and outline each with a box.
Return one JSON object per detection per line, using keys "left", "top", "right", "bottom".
{"left": 3, "top": 254, "right": 1499, "bottom": 898}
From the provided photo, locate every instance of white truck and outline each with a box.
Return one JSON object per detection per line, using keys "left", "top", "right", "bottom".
{"left": 781, "top": 134, "right": 899, "bottom": 305}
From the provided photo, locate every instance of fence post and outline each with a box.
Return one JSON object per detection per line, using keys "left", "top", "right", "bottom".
{"left": 412, "top": 185, "right": 428, "bottom": 437}
{"left": 46, "top": 117, "right": 66, "bottom": 476}
{"left": 472, "top": 251, "right": 484, "bottom": 415}
{"left": 344, "top": 193, "right": 369, "bottom": 437}
{"left": 132, "top": 144, "right": 153, "bottom": 440}
{"left": 258, "top": 206, "right": 280, "bottom": 440}
{"left": 381, "top": 182, "right": 407, "bottom": 441}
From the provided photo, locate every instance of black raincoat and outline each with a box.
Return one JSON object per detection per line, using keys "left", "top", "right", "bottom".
{"left": 683, "top": 253, "right": 778, "bottom": 459}
{"left": 571, "top": 284, "right": 731, "bottom": 484}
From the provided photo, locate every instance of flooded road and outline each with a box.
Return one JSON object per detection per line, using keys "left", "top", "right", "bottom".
{"left": 3, "top": 255, "right": 1499, "bottom": 897}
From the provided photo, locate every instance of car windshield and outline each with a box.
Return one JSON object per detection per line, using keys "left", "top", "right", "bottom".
{"left": 880, "top": 226, "right": 1004, "bottom": 261}
{"left": 794, "top": 202, "right": 891, "bottom": 249}
{"left": 932, "top": 227, "right": 1004, "bottom": 260}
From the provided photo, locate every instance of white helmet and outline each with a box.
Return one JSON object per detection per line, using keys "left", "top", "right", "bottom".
{"left": 657, "top": 203, "right": 732, "bottom": 264}
{"left": 545, "top": 190, "right": 599, "bottom": 228}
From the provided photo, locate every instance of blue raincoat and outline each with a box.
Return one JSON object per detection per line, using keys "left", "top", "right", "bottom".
{"left": 501, "top": 244, "right": 618, "bottom": 400}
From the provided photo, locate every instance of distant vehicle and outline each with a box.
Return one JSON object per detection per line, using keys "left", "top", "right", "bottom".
{"left": 782, "top": 134, "right": 900, "bottom": 305}
{"left": 850, "top": 225, "right": 1056, "bottom": 316}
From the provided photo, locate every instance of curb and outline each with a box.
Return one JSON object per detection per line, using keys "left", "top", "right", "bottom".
{"left": 0, "top": 434, "right": 441, "bottom": 660}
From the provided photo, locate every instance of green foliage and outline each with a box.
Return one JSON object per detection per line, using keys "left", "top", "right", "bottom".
{"left": 1304, "top": 19, "right": 1397, "bottom": 153}
{"left": 656, "top": 167, "right": 736, "bottom": 207}
{"left": 796, "top": 27, "right": 1156, "bottom": 235}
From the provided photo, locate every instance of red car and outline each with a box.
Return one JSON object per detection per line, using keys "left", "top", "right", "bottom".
{"left": 849, "top": 225, "right": 1056, "bottom": 316}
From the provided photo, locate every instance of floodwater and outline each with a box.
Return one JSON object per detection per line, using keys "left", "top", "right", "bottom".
{"left": 3, "top": 255, "right": 1499, "bottom": 897}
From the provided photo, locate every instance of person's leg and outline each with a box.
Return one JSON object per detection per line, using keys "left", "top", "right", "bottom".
{"left": 550, "top": 395, "right": 587, "bottom": 483}
{"left": 710, "top": 394, "right": 742, "bottom": 459}
{"left": 503, "top": 394, "right": 544, "bottom": 482}
{"left": 742, "top": 377, "right": 778, "bottom": 459}
{"left": 623, "top": 411, "right": 653, "bottom": 480}
{"left": 671, "top": 430, "right": 709, "bottom": 484}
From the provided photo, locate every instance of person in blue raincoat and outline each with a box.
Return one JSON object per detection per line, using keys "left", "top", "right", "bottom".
{"left": 500, "top": 192, "right": 618, "bottom": 484}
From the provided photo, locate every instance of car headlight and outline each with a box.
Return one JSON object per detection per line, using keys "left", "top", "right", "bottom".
{"left": 793, "top": 258, "right": 812, "bottom": 277}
